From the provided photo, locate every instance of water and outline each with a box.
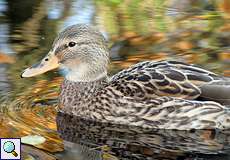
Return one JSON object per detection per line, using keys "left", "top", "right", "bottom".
{"left": 0, "top": 0, "right": 230, "bottom": 159}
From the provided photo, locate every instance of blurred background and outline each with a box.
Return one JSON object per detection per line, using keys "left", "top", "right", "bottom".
{"left": 0, "top": 0, "right": 230, "bottom": 159}
{"left": 0, "top": 0, "right": 230, "bottom": 99}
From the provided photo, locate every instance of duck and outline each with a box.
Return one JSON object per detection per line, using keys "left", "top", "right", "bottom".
{"left": 21, "top": 24, "right": 230, "bottom": 130}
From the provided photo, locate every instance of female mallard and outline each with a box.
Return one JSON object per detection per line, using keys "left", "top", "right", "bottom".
{"left": 21, "top": 24, "right": 230, "bottom": 130}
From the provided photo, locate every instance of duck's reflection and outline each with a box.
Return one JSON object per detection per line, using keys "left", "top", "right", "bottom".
{"left": 56, "top": 111, "right": 230, "bottom": 160}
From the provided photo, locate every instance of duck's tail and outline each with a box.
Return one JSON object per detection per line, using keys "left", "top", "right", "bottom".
{"left": 198, "top": 79, "right": 230, "bottom": 105}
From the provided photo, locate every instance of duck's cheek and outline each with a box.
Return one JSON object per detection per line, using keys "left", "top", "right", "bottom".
{"left": 60, "top": 57, "right": 81, "bottom": 69}
{"left": 21, "top": 52, "right": 60, "bottom": 78}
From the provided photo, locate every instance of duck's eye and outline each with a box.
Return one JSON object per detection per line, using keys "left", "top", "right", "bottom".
{"left": 68, "top": 42, "right": 76, "bottom": 47}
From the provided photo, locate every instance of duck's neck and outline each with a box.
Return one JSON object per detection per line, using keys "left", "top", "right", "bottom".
{"left": 59, "top": 77, "right": 108, "bottom": 114}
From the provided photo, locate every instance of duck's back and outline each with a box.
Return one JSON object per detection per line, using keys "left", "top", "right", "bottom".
{"left": 110, "top": 60, "right": 230, "bottom": 105}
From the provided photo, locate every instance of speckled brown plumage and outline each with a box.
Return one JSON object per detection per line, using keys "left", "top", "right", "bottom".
{"left": 60, "top": 74, "right": 230, "bottom": 130}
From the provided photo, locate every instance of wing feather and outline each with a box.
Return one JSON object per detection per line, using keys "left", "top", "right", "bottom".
{"left": 110, "top": 60, "right": 224, "bottom": 100}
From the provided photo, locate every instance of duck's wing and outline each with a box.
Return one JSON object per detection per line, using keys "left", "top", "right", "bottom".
{"left": 110, "top": 60, "right": 227, "bottom": 101}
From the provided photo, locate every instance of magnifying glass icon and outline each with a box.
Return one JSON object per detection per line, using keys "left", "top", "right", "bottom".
{"left": 3, "top": 141, "right": 18, "bottom": 157}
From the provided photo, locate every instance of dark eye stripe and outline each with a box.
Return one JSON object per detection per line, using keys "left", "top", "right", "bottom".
{"left": 54, "top": 44, "right": 68, "bottom": 55}
{"left": 54, "top": 41, "right": 103, "bottom": 55}
{"left": 74, "top": 41, "right": 103, "bottom": 46}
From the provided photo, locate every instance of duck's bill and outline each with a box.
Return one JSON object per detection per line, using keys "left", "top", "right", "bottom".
{"left": 21, "top": 52, "right": 59, "bottom": 78}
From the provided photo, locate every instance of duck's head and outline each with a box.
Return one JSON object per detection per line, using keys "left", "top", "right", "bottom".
{"left": 21, "top": 24, "right": 109, "bottom": 82}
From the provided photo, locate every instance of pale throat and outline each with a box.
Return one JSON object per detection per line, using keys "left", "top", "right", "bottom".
{"left": 61, "top": 63, "right": 107, "bottom": 82}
